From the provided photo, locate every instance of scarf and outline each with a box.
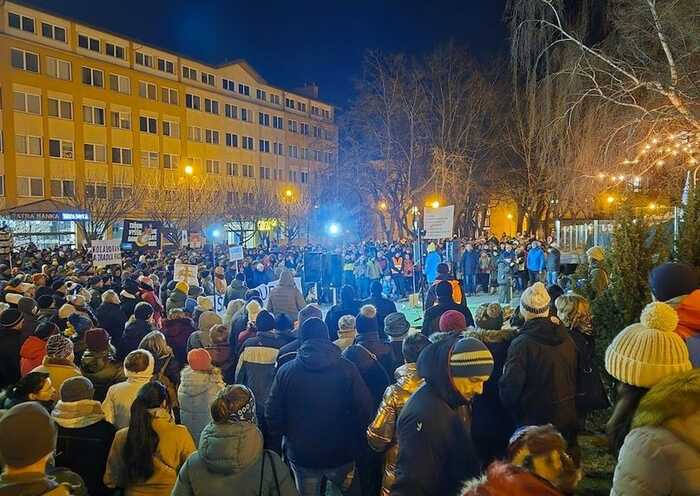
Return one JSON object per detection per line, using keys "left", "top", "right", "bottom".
{"left": 52, "top": 400, "right": 105, "bottom": 428}
{"left": 125, "top": 350, "right": 155, "bottom": 383}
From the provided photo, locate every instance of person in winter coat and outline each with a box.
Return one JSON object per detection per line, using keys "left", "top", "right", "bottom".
{"left": 117, "top": 301, "right": 154, "bottom": 361}
{"left": 20, "top": 321, "right": 59, "bottom": 376}
{"left": 32, "top": 334, "right": 82, "bottom": 394}
{"left": 166, "top": 281, "right": 189, "bottom": 316}
{"left": 96, "top": 289, "right": 127, "bottom": 347}
{"left": 421, "top": 281, "right": 474, "bottom": 337}
{"left": 119, "top": 278, "right": 142, "bottom": 320}
{"left": 172, "top": 385, "right": 298, "bottom": 496}
{"left": 266, "top": 318, "right": 374, "bottom": 496}
{"left": 0, "top": 371, "right": 56, "bottom": 411}
{"left": 334, "top": 315, "right": 357, "bottom": 352}
{"left": 222, "top": 299, "right": 245, "bottom": 328}
{"left": 187, "top": 311, "right": 224, "bottom": 351}
{"left": 499, "top": 283, "right": 578, "bottom": 452}
{"left": 104, "top": 381, "right": 196, "bottom": 495}
{"left": 325, "top": 285, "right": 362, "bottom": 342}
{"left": 80, "top": 328, "right": 125, "bottom": 402}
{"left": 367, "top": 332, "right": 429, "bottom": 496}
{"left": 604, "top": 301, "right": 693, "bottom": 455}
{"left": 36, "top": 294, "right": 58, "bottom": 322}
{"left": 266, "top": 269, "right": 305, "bottom": 322}
{"left": 178, "top": 349, "right": 225, "bottom": 446}
{"left": 362, "top": 281, "right": 398, "bottom": 339}
{"left": 139, "top": 276, "right": 164, "bottom": 329}
{"left": 275, "top": 304, "right": 323, "bottom": 370}
{"left": 102, "top": 349, "right": 155, "bottom": 429}
{"left": 53, "top": 376, "right": 116, "bottom": 496}
{"left": 163, "top": 308, "right": 197, "bottom": 364}
{"left": 424, "top": 244, "right": 441, "bottom": 285}
{"left": 0, "top": 308, "right": 26, "bottom": 389}
{"left": 585, "top": 246, "right": 609, "bottom": 298}
{"left": 424, "top": 263, "right": 464, "bottom": 309}
{"left": 236, "top": 300, "right": 263, "bottom": 346}
{"left": 17, "top": 296, "right": 38, "bottom": 339}
{"left": 649, "top": 262, "right": 700, "bottom": 366}
{"left": 140, "top": 331, "right": 181, "bottom": 416}
{"left": 343, "top": 310, "right": 393, "bottom": 408}
{"left": 496, "top": 249, "right": 514, "bottom": 306}
{"left": 466, "top": 303, "right": 516, "bottom": 466}
{"left": 224, "top": 273, "right": 248, "bottom": 306}
{"left": 0, "top": 401, "right": 85, "bottom": 496}
{"left": 545, "top": 243, "right": 561, "bottom": 287}
{"left": 611, "top": 368, "right": 700, "bottom": 496}
{"left": 461, "top": 243, "right": 479, "bottom": 296}
{"left": 392, "top": 336, "right": 494, "bottom": 496}
{"left": 526, "top": 241, "right": 545, "bottom": 285}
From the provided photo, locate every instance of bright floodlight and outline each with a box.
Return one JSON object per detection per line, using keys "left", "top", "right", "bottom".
{"left": 328, "top": 223, "right": 341, "bottom": 236}
{"left": 184, "top": 165, "right": 193, "bottom": 175}
{"left": 431, "top": 200, "right": 440, "bottom": 209}
{"left": 212, "top": 229, "right": 221, "bottom": 238}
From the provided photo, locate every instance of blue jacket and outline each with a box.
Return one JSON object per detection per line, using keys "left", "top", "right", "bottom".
{"left": 425, "top": 252, "right": 442, "bottom": 284}
{"left": 461, "top": 250, "right": 479, "bottom": 276}
{"left": 526, "top": 247, "right": 545, "bottom": 272}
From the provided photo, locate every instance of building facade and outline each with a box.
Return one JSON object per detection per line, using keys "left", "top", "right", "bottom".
{"left": 0, "top": 0, "right": 336, "bottom": 245}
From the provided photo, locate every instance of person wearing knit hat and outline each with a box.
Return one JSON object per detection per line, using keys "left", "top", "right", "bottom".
{"left": 80, "top": 327, "right": 124, "bottom": 402}
{"left": 19, "top": 321, "right": 60, "bottom": 377}
{"left": 421, "top": 280, "right": 474, "bottom": 337}
{"left": 166, "top": 280, "right": 189, "bottom": 315}
{"left": 115, "top": 301, "right": 154, "bottom": 361}
{"left": 32, "top": 334, "right": 81, "bottom": 396}
{"left": 384, "top": 312, "right": 411, "bottom": 370}
{"left": 187, "top": 348, "right": 213, "bottom": 371}
{"left": 85, "top": 327, "right": 111, "bottom": 353}
{"left": 500, "top": 283, "right": 578, "bottom": 451}
{"left": 0, "top": 307, "right": 26, "bottom": 389}
{"left": 298, "top": 317, "right": 330, "bottom": 342}
{"left": 272, "top": 303, "right": 324, "bottom": 370}
{"left": 474, "top": 303, "right": 504, "bottom": 331}
{"left": 334, "top": 315, "right": 357, "bottom": 352}
{"left": 255, "top": 310, "right": 276, "bottom": 333}
{"left": 392, "top": 336, "right": 491, "bottom": 495}
{"left": 180, "top": 348, "right": 224, "bottom": 445}
{"left": 439, "top": 309, "right": 468, "bottom": 333}
{"left": 298, "top": 303, "right": 322, "bottom": 327}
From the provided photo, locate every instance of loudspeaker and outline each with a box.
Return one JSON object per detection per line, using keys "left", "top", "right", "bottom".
{"left": 322, "top": 253, "right": 343, "bottom": 287}
{"left": 303, "top": 252, "right": 322, "bottom": 283}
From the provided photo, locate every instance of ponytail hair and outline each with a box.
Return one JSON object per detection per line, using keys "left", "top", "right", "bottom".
{"left": 5, "top": 372, "right": 50, "bottom": 400}
{"left": 123, "top": 381, "right": 168, "bottom": 483}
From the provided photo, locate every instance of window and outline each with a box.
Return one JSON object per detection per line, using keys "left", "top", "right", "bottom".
{"left": 162, "top": 120, "right": 179, "bottom": 138}
{"left": 182, "top": 66, "right": 197, "bottom": 80}
{"left": 11, "top": 48, "right": 39, "bottom": 72}
{"left": 270, "top": 94, "right": 281, "bottom": 105}
{"left": 48, "top": 98, "right": 73, "bottom": 119}
{"left": 222, "top": 78, "right": 235, "bottom": 92}
{"left": 139, "top": 116, "right": 157, "bottom": 134}
{"left": 300, "top": 122, "right": 310, "bottom": 136}
{"left": 313, "top": 126, "right": 321, "bottom": 138}
{"left": 0, "top": 176, "right": 4, "bottom": 197}
{"left": 109, "top": 74, "right": 130, "bottom": 94}
{"left": 288, "top": 170, "right": 298, "bottom": 182}
{"left": 224, "top": 103, "right": 237, "bottom": 119}
{"left": 259, "top": 166, "right": 271, "bottom": 180}
{"left": 204, "top": 98, "right": 219, "bottom": 114}
{"left": 273, "top": 142, "right": 284, "bottom": 156}
{"left": 81, "top": 67, "right": 104, "bottom": 87}
{"left": 258, "top": 112, "right": 270, "bottom": 127}
{"left": 242, "top": 164, "right": 254, "bottom": 178}
{"left": 187, "top": 126, "right": 202, "bottom": 142}
{"left": 111, "top": 147, "right": 132, "bottom": 165}
{"left": 201, "top": 71, "right": 215, "bottom": 86}
{"left": 78, "top": 34, "right": 100, "bottom": 52}
{"left": 272, "top": 116, "right": 284, "bottom": 129}
{"left": 238, "top": 83, "right": 250, "bottom": 96}
{"left": 323, "top": 109, "right": 331, "bottom": 119}
{"left": 206, "top": 159, "right": 220, "bottom": 174}
{"left": 8, "top": 12, "right": 35, "bottom": 33}
{"left": 259, "top": 140, "right": 270, "bottom": 153}
{"left": 48, "top": 139, "right": 73, "bottom": 159}
{"left": 256, "top": 89, "right": 266, "bottom": 101}
{"left": 163, "top": 154, "right": 178, "bottom": 169}
{"left": 13, "top": 91, "right": 41, "bottom": 115}
{"left": 185, "top": 93, "right": 201, "bottom": 110}
{"left": 324, "top": 129, "right": 334, "bottom": 140}
{"left": 135, "top": 52, "right": 153, "bottom": 68}
{"left": 15, "top": 135, "right": 42, "bottom": 156}
{"left": 138, "top": 81, "right": 156, "bottom": 100}
{"left": 41, "top": 22, "right": 66, "bottom": 42}
{"left": 299, "top": 102, "right": 307, "bottom": 112}
{"left": 50, "top": 179, "right": 74, "bottom": 198}
{"left": 225, "top": 133, "right": 238, "bottom": 147}
{"left": 313, "top": 149, "right": 322, "bottom": 161}
{"left": 161, "top": 87, "right": 178, "bottom": 105}
{"left": 110, "top": 111, "right": 130, "bottom": 129}
{"left": 112, "top": 185, "right": 132, "bottom": 199}
{"left": 157, "top": 58, "right": 174, "bottom": 74}
{"left": 85, "top": 183, "right": 107, "bottom": 199}
{"left": 105, "top": 43, "right": 125, "bottom": 59}
{"left": 205, "top": 129, "right": 220, "bottom": 145}
{"left": 288, "top": 145, "right": 298, "bottom": 158}
{"left": 17, "top": 177, "right": 44, "bottom": 197}
{"left": 84, "top": 143, "right": 106, "bottom": 162}
{"left": 242, "top": 136, "right": 254, "bottom": 150}
{"left": 82, "top": 105, "right": 105, "bottom": 125}
{"left": 240, "top": 108, "right": 250, "bottom": 122}
{"left": 287, "top": 120, "right": 298, "bottom": 133}
{"left": 226, "top": 162, "right": 238, "bottom": 176}
{"left": 47, "top": 57, "right": 71, "bottom": 80}
{"left": 301, "top": 171, "right": 309, "bottom": 184}
{"left": 140, "top": 151, "right": 159, "bottom": 168}
{"left": 311, "top": 105, "right": 320, "bottom": 116}
{"left": 226, "top": 191, "right": 238, "bottom": 203}
{"left": 285, "top": 98, "right": 295, "bottom": 109}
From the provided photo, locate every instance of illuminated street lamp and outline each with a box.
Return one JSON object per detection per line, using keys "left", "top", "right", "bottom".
{"left": 378, "top": 201, "right": 388, "bottom": 211}
{"left": 607, "top": 195, "right": 615, "bottom": 205}
{"left": 283, "top": 188, "right": 294, "bottom": 244}
{"left": 430, "top": 200, "right": 440, "bottom": 209}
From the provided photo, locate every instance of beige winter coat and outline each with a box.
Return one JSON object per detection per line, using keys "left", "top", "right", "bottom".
{"left": 265, "top": 270, "right": 304, "bottom": 322}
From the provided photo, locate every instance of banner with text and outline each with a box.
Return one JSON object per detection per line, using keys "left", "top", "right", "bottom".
{"left": 92, "top": 239, "right": 122, "bottom": 267}
{"left": 424, "top": 205, "right": 455, "bottom": 239}
{"left": 228, "top": 245, "right": 244, "bottom": 262}
{"left": 122, "top": 220, "right": 162, "bottom": 250}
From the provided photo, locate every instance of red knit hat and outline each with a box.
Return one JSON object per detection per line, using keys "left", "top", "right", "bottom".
{"left": 439, "top": 310, "right": 467, "bottom": 332}
{"left": 187, "top": 348, "right": 212, "bottom": 371}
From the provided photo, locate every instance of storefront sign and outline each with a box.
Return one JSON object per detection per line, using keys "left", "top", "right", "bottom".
{"left": 122, "top": 220, "right": 162, "bottom": 250}
{"left": 92, "top": 239, "right": 122, "bottom": 267}
{"left": 424, "top": 205, "right": 455, "bottom": 239}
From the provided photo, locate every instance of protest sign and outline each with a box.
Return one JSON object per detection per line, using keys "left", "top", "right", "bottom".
{"left": 92, "top": 239, "right": 122, "bottom": 267}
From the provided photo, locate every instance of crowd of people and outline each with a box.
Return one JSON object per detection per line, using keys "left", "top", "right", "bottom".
{"left": 0, "top": 240, "right": 697, "bottom": 496}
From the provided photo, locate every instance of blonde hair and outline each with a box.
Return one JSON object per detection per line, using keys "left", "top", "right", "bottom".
{"left": 555, "top": 294, "right": 590, "bottom": 329}
{"left": 138, "top": 331, "right": 173, "bottom": 359}
{"left": 209, "top": 324, "right": 230, "bottom": 345}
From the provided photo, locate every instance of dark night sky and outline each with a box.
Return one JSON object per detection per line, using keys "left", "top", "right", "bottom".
{"left": 23, "top": 0, "right": 509, "bottom": 108}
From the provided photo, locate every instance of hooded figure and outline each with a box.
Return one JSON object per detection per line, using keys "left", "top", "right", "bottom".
{"left": 116, "top": 301, "right": 154, "bottom": 361}
{"left": 421, "top": 281, "right": 474, "bottom": 337}
{"left": 96, "top": 289, "right": 127, "bottom": 347}
{"left": 17, "top": 296, "right": 38, "bottom": 339}
{"left": 266, "top": 269, "right": 305, "bottom": 322}
{"left": 102, "top": 349, "right": 155, "bottom": 429}
{"left": 324, "top": 285, "right": 362, "bottom": 341}
{"left": 80, "top": 328, "right": 125, "bottom": 402}
{"left": 362, "top": 281, "right": 398, "bottom": 339}
{"left": 224, "top": 274, "right": 247, "bottom": 306}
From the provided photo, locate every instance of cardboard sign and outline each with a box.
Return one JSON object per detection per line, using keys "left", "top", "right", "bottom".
{"left": 174, "top": 263, "right": 199, "bottom": 286}
{"left": 92, "top": 239, "right": 122, "bottom": 267}
{"left": 424, "top": 205, "right": 455, "bottom": 239}
{"left": 189, "top": 232, "right": 203, "bottom": 249}
{"left": 228, "top": 245, "right": 244, "bottom": 261}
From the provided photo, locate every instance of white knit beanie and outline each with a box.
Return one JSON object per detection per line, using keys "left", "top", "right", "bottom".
{"left": 520, "top": 282, "right": 551, "bottom": 321}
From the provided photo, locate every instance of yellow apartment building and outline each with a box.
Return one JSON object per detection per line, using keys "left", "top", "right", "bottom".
{"left": 0, "top": 0, "right": 337, "bottom": 246}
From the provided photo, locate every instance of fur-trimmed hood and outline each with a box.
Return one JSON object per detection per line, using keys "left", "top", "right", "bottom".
{"left": 632, "top": 368, "right": 700, "bottom": 429}
{"left": 465, "top": 328, "right": 516, "bottom": 344}
{"left": 461, "top": 462, "right": 564, "bottom": 495}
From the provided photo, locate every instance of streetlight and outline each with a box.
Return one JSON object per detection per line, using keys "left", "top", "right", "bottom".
{"left": 283, "top": 189, "right": 294, "bottom": 244}
{"left": 378, "top": 201, "right": 388, "bottom": 211}
{"left": 431, "top": 200, "right": 440, "bottom": 209}
{"left": 184, "top": 164, "right": 194, "bottom": 245}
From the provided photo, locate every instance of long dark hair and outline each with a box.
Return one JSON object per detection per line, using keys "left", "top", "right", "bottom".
{"left": 5, "top": 372, "right": 49, "bottom": 400}
{"left": 123, "top": 381, "right": 169, "bottom": 483}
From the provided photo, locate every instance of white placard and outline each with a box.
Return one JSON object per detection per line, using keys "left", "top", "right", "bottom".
{"left": 424, "top": 205, "right": 455, "bottom": 239}
{"left": 92, "top": 239, "right": 122, "bottom": 267}
{"left": 228, "top": 245, "right": 244, "bottom": 261}
{"left": 174, "top": 263, "right": 199, "bottom": 286}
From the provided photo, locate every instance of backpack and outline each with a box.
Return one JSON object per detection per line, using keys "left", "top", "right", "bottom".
{"left": 430, "top": 279, "right": 463, "bottom": 305}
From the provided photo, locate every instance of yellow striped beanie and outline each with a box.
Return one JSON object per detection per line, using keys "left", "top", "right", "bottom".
{"left": 449, "top": 337, "right": 494, "bottom": 379}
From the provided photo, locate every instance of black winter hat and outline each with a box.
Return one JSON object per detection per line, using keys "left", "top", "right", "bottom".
{"left": 649, "top": 262, "right": 699, "bottom": 302}
{"left": 37, "top": 294, "right": 54, "bottom": 309}
{"left": 134, "top": 301, "right": 154, "bottom": 320}
{"left": 123, "top": 278, "right": 139, "bottom": 295}
{"left": 256, "top": 310, "right": 275, "bottom": 332}
{"left": 0, "top": 308, "right": 23, "bottom": 329}
{"left": 276, "top": 314, "right": 293, "bottom": 332}
{"left": 370, "top": 281, "right": 383, "bottom": 297}
{"left": 299, "top": 317, "right": 329, "bottom": 342}
{"left": 436, "top": 280, "right": 453, "bottom": 299}
{"left": 356, "top": 314, "right": 379, "bottom": 335}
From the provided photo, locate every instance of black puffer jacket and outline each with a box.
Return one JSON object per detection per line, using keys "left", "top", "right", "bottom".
{"left": 391, "top": 336, "right": 480, "bottom": 496}
{"left": 499, "top": 316, "right": 577, "bottom": 437}
{"left": 421, "top": 297, "right": 474, "bottom": 336}
{"left": 343, "top": 332, "right": 392, "bottom": 409}
{"left": 265, "top": 338, "right": 373, "bottom": 469}
{"left": 116, "top": 318, "right": 152, "bottom": 361}
{"left": 96, "top": 302, "right": 127, "bottom": 347}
